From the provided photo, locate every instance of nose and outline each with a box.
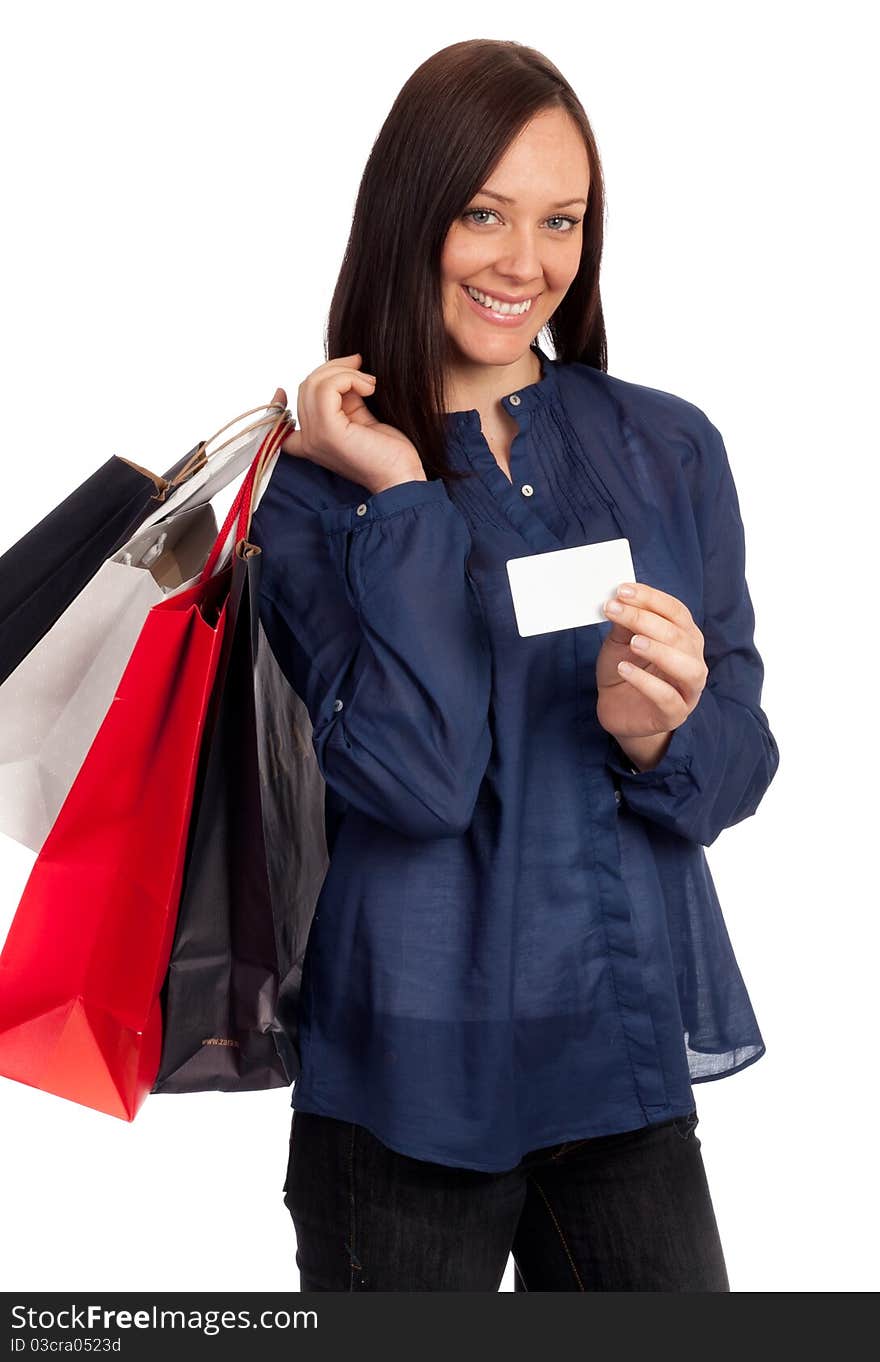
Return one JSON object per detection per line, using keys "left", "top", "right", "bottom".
{"left": 491, "top": 228, "right": 543, "bottom": 284}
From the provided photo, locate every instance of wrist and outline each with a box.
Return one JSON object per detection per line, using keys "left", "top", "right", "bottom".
{"left": 615, "top": 730, "right": 674, "bottom": 773}
{"left": 366, "top": 469, "right": 428, "bottom": 495}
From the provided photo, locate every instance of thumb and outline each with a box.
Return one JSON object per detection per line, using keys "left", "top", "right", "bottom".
{"left": 279, "top": 424, "right": 303, "bottom": 458}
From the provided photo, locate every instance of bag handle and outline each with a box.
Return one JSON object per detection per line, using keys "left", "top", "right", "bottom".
{"left": 116, "top": 401, "right": 290, "bottom": 499}
{"left": 199, "top": 409, "right": 295, "bottom": 584}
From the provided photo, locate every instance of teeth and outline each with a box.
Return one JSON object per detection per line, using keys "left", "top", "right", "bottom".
{"left": 465, "top": 285, "right": 532, "bottom": 316}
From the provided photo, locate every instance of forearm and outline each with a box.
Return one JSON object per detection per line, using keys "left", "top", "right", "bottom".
{"left": 311, "top": 477, "right": 492, "bottom": 837}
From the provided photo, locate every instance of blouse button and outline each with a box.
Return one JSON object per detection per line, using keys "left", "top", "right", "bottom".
{"left": 521, "top": 484, "right": 534, "bottom": 497}
{"left": 333, "top": 698, "right": 344, "bottom": 712}
{"left": 508, "top": 393, "right": 521, "bottom": 405}
{"left": 356, "top": 503, "right": 368, "bottom": 516}
{"left": 614, "top": 789, "right": 622, "bottom": 804}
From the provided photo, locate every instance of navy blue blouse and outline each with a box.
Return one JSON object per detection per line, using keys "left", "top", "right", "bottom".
{"left": 249, "top": 342, "right": 780, "bottom": 1172}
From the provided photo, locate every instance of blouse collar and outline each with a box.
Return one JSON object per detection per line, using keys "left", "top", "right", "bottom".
{"left": 443, "top": 341, "right": 560, "bottom": 451}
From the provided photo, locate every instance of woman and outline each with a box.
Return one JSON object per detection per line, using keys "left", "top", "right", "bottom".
{"left": 250, "top": 38, "right": 779, "bottom": 1291}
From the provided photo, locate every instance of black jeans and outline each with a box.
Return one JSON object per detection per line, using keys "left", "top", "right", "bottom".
{"left": 281, "top": 1106, "right": 730, "bottom": 1291}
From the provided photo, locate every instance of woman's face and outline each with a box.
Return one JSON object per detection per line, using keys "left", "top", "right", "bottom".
{"left": 441, "top": 107, "right": 590, "bottom": 370}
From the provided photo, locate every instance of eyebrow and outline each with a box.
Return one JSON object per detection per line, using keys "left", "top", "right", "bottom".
{"left": 477, "top": 188, "right": 588, "bottom": 208}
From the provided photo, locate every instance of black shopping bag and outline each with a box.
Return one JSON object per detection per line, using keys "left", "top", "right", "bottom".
{"left": 151, "top": 479, "right": 328, "bottom": 1094}
{"left": 0, "top": 442, "right": 207, "bottom": 685}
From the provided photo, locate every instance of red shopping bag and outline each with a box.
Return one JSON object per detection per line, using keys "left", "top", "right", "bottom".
{"left": 0, "top": 409, "right": 292, "bottom": 1121}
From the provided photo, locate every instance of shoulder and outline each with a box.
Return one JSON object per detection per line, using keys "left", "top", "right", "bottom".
{"left": 556, "top": 360, "right": 717, "bottom": 447}
{"left": 552, "top": 359, "right": 726, "bottom": 495}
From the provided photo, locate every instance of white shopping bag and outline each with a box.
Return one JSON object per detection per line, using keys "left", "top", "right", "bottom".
{"left": 0, "top": 405, "right": 284, "bottom": 851}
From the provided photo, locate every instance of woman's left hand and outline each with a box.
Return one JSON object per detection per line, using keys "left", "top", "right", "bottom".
{"left": 596, "top": 582, "right": 708, "bottom": 744}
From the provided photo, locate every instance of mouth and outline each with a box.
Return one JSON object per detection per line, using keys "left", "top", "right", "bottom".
{"left": 460, "top": 283, "right": 540, "bottom": 326}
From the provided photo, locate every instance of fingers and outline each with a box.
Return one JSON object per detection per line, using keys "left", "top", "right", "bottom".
{"left": 309, "top": 355, "right": 377, "bottom": 384}
{"left": 322, "top": 354, "right": 377, "bottom": 381}
{"left": 603, "top": 581, "right": 706, "bottom": 701}
{"left": 605, "top": 582, "right": 707, "bottom": 732}
{"left": 311, "top": 369, "right": 376, "bottom": 428}
{"left": 282, "top": 355, "right": 379, "bottom": 474}
{"left": 603, "top": 585, "right": 702, "bottom": 659}
{"left": 295, "top": 360, "right": 376, "bottom": 451}
{"left": 296, "top": 358, "right": 376, "bottom": 415}
{"left": 609, "top": 581, "right": 695, "bottom": 630}
{"left": 624, "top": 633, "right": 707, "bottom": 697}
{"left": 616, "top": 659, "right": 692, "bottom": 721}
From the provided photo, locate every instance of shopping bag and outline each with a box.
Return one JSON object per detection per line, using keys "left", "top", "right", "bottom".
{"left": 151, "top": 444, "right": 329, "bottom": 1094}
{"left": 0, "top": 402, "right": 288, "bottom": 852}
{"left": 0, "top": 437, "right": 208, "bottom": 687}
{"left": 0, "top": 409, "right": 292, "bottom": 1120}
{"left": 252, "top": 594, "right": 330, "bottom": 1087}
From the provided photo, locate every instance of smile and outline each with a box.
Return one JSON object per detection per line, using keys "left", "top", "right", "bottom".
{"left": 461, "top": 284, "right": 539, "bottom": 325}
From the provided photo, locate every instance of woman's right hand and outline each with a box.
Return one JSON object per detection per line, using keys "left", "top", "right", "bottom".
{"left": 273, "top": 355, "right": 427, "bottom": 496}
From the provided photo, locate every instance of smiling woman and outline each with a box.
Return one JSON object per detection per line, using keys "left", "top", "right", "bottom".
{"left": 253, "top": 36, "right": 779, "bottom": 1294}
{"left": 321, "top": 44, "right": 609, "bottom": 485}
{"left": 444, "top": 118, "right": 589, "bottom": 362}
{"left": 439, "top": 104, "right": 590, "bottom": 454}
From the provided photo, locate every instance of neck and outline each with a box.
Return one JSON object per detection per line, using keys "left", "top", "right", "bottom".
{"left": 444, "top": 345, "right": 542, "bottom": 416}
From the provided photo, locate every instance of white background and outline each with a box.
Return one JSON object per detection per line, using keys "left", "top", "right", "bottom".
{"left": 1, "top": 0, "right": 876, "bottom": 1294}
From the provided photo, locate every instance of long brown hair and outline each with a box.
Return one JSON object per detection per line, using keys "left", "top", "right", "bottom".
{"left": 326, "top": 38, "right": 608, "bottom": 483}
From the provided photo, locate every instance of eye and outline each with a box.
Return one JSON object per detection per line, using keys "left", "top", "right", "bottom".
{"left": 462, "top": 207, "right": 581, "bottom": 232}
{"left": 462, "top": 208, "right": 500, "bottom": 226}
{"left": 545, "top": 215, "right": 580, "bottom": 232}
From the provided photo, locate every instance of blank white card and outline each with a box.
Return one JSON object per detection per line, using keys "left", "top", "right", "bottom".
{"left": 506, "top": 538, "right": 637, "bottom": 638}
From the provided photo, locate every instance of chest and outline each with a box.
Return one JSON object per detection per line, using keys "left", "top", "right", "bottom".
{"left": 449, "top": 436, "right": 707, "bottom": 655}
{"left": 479, "top": 410, "right": 519, "bottom": 484}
